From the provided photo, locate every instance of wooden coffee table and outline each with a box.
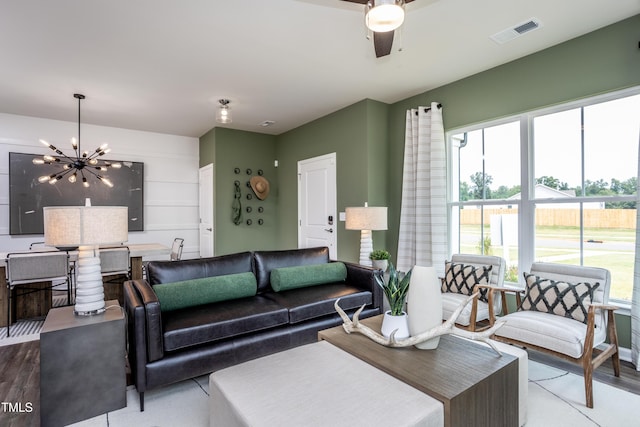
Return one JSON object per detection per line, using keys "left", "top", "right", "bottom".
{"left": 319, "top": 315, "right": 518, "bottom": 427}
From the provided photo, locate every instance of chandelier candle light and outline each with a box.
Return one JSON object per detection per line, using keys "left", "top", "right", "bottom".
{"left": 345, "top": 203, "right": 388, "bottom": 267}
{"left": 34, "top": 94, "right": 120, "bottom": 188}
{"left": 43, "top": 204, "right": 128, "bottom": 316}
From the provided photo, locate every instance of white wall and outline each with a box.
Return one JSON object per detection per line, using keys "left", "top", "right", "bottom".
{"left": 0, "top": 113, "right": 200, "bottom": 260}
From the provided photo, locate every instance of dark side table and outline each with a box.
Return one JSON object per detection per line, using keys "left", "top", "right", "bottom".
{"left": 40, "top": 300, "right": 126, "bottom": 427}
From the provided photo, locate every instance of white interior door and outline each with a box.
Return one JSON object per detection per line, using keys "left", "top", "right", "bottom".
{"left": 298, "top": 153, "right": 337, "bottom": 259}
{"left": 199, "top": 164, "right": 214, "bottom": 258}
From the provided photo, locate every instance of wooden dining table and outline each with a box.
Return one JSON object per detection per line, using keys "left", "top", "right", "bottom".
{"left": 0, "top": 243, "right": 170, "bottom": 327}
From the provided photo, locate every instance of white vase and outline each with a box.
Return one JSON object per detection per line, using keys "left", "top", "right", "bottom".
{"left": 372, "top": 259, "right": 389, "bottom": 272}
{"left": 407, "top": 266, "right": 443, "bottom": 349}
{"left": 380, "top": 311, "right": 410, "bottom": 339}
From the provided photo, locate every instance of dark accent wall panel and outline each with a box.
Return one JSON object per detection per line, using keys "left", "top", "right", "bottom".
{"left": 9, "top": 152, "right": 144, "bottom": 235}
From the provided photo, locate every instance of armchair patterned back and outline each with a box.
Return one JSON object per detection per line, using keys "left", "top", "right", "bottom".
{"left": 450, "top": 254, "right": 506, "bottom": 311}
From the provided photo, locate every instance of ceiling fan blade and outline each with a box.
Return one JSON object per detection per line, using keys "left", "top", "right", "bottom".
{"left": 373, "top": 30, "right": 394, "bottom": 58}
{"left": 340, "top": 0, "right": 416, "bottom": 4}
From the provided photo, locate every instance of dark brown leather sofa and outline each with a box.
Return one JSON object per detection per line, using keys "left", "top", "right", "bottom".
{"left": 124, "top": 246, "right": 382, "bottom": 410}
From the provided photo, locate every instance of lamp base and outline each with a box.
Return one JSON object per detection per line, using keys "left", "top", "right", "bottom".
{"left": 74, "top": 245, "right": 106, "bottom": 315}
{"left": 359, "top": 229, "right": 373, "bottom": 267}
{"left": 74, "top": 307, "right": 106, "bottom": 316}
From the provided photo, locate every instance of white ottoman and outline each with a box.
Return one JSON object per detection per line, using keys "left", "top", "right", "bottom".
{"left": 209, "top": 341, "right": 444, "bottom": 427}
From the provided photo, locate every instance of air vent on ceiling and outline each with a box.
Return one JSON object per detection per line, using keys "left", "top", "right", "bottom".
{"left": 490, "top": 18, "right": 542, "bottom": 44}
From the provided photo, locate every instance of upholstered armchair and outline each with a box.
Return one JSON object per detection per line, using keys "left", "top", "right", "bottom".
{"left": 490, "top": 262, "right": 620, "bottom": 408}
{"left": 441, "top": 254, "right": 506, "bottom": 331}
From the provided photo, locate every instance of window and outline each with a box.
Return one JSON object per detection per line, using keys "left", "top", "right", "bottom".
{"left": 448, "top": 88, "right": 640, "bottom": 302}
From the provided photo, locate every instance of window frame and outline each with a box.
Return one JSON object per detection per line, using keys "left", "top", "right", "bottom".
{"left": 446, "top": 86, "right": 640, "bottom": 305}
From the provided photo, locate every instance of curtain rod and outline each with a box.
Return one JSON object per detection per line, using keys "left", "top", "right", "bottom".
{"left": 415, "top": 103, "right": 443, "bottom": 115}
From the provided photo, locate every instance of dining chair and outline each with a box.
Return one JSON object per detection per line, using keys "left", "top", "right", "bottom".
{"left": 170, "top": 238, "right": 184, "bottom": 261}
{"left": 142, "top": 238, "right": 183, "bottom": 280}
{"left": 99, "top": 246, "right": 131, "bottom": 279}
{"left": 5, "top": 251, "right": 71, "bottom": 336}
{"left": 98, "top": 246, "right": 131, "bottom": 306}
{"left": 29, "top": 241, "right": 46, "bottom": 250}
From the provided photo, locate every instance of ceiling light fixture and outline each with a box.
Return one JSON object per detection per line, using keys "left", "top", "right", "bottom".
{"left": 365, "top": 0, "right": 405, "bottom": 33}
{"left": 34, "top": 94, "right": 120, "bottom": 188}
{"left": 216, "top": 99, "right": 232, "bottom": 124}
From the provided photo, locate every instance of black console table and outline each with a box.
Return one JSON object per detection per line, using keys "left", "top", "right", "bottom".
{"left": 40, "top": 300, "right": 126, "bottom": 427}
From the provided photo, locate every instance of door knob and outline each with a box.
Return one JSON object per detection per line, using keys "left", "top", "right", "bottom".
{"left": 324, "top": 228, "right": 334, "bottom": 233}
{"left": 206, "top": 228, "right": 213, "bottom": 231}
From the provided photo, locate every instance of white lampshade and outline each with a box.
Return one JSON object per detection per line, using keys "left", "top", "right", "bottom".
{"left": 345, "top": 205, "right": 388, "bottom": 267}
{"left": 366, "top": 0, "right": 405, "bottom": 33}
{"left": 345, "top": 206, "right": 388, "bottom": 231}
{"left": 44, "top": 206, "right": 128, "bottom": 247}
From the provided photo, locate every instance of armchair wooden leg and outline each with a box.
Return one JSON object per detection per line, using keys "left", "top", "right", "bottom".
{"left": 584, "top": 363, "right": 594, "bottom": 409}
{"left": 583, "top": 345, "right": 596, "bottom": 408}
{"left": 612, "top": 352, "right": 621, "bottom": 377}
{"left": 608, "top": 310, "right": 621, "bottom": 377}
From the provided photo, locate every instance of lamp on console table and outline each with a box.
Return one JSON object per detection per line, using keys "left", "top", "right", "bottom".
{"left": 43, "top": 205, "right": 128, "bottom": 316}
{"left": 345, "top": 203, "right": 388, "bottom": 267}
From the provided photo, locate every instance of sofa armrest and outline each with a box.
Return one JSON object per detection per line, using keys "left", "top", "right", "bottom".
{"left": 123, "top": 280, "right": 150, "bottom": 394}
{"left": 341, "top": 261, "right": 383, "bottom": 311}
{"left": 125, "top": 279, "right": 164, "bottom": 363}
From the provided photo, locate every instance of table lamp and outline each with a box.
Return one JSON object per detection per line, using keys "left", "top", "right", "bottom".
{"left": 345, "top": 203, "right": 388, "bottom": 266}
{"left": 43, "top": 205, "right": 128, "bottom": 315}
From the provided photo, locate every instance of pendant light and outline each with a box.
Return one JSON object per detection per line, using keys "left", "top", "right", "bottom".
{"left": 34, "top": 94, "right": 120, "bottom": 187}
{"left": 216, "top": 99, "right": 232, "bottom": 124}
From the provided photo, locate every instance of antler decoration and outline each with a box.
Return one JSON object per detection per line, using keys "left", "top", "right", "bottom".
{"left": 334, "top": 293, "right": 506, "bottom": 356}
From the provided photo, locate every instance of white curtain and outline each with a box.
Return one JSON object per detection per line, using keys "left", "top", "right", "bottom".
{"left": 397, "top": 102, "right": 447, "bottom": 275}
{"left": 632, "top": 132, "right": 640, "bottom": 371}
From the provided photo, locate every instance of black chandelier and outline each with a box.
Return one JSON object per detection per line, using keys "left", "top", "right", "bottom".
{"left": 34, "top": 93, "right": 120, "bottom": 187}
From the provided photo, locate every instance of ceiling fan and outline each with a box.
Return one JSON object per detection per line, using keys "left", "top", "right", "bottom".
{"left": 341, "top": 0, "right": 415, "bottom": 58}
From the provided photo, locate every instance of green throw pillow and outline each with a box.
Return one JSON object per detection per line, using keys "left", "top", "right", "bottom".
{"left": 270, "top": 262, "right": 347, "bottom": 292}
{"left": 153, "top": 272, "right": 257, "bottom": 312}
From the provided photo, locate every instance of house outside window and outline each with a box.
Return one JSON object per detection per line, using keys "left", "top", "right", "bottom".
{"left": 448, "top": 88, "right": 640, "bottom": 303}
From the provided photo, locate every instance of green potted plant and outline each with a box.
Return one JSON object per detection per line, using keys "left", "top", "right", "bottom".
{"left": 369, "top": 249, "right": 390, "bottom": 271}
{"left": 375, "top": 262, "right": 412, "bottom": 338}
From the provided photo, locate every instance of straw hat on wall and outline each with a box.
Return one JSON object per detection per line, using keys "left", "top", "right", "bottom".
{"left": 250, "top": 176, "right": 270, "bottom": 200}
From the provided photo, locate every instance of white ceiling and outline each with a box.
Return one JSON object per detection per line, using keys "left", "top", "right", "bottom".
{"left": 0, "top": 0, "right": 638, "bottom": 138}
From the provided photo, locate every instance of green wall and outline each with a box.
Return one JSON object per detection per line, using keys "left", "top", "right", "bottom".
{"left": 386, "top": 14, "right": 640, "bottom": 262}
{"left": 200, "top": 127, "right": 278, "bottom": 255}
{"left": 200, "top": 100, "right": 390, "bottom": 262}
{"left": 276, "top": 99, "right": 390, "bottom": 263}
{"left": 384, "top": 14, "right": 639, "bottom": 348}
{"left": 200, "top": 15, "right": 638, "bottom": 347}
